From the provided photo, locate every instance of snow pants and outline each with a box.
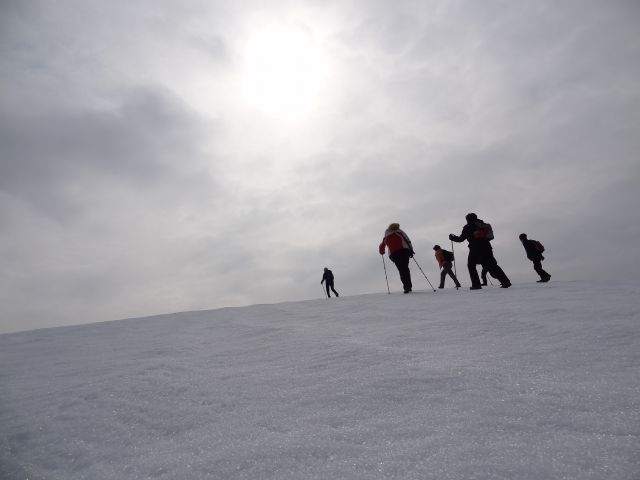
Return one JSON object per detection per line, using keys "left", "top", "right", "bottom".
{"left": 440, "top": 261, "right": 461, "bottom": 288}
{"left": 532, "top": 259, "right": 550, "bottom": 280}
{"left": 389, "top": 249, "right": 412, "bottom": 292}
{"left": 467, "top": 251, "right": 510, "bottom": 288}
{"left": 325, "top": 281, "right": 339, "bottom": 298}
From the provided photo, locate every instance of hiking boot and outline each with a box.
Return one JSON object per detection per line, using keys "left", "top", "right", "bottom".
{"left": 438, "top": 286, "right": 444, "bottom": 289}
{"left": 481, "top": 282, "right": 488, "bottom": 286}
{"left": 500, "top": 283, "right": 512, "bottom": 288}
{"left": 470, "top": 285, "right": 482, "bottom": 290}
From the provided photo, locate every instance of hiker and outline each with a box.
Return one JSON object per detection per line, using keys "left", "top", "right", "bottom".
{"left": 519, "top": 233, "right": 551, "bottom": 283}
{"left": 379, "top": 223, "right": 414, "bottom": 293}
{"left": 449, "top": 213, "right": 511, "bottom": 289}
{"left": 433, "top": 245, "right": 461, "bottom": 289}
{"left": 321, "top": 267, "right": 340, "bottom": 297}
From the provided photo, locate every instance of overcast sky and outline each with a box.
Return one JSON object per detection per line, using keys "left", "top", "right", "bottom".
{"left": 1, "top": 0, "right": 639, "bottom": 333}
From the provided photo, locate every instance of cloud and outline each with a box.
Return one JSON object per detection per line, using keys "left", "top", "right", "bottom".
{"left": 1, "top": 0, "right": 639, "bottom": 332}
{"left": 0, "top": 86, "right": 218, "bottom": 219}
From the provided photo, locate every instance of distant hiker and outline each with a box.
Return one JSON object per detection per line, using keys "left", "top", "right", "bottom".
{"left": 449, "top": 213, "right": 512, "bottom": 289}
{"left": 433, "top": 245, "right": 461, "bottom": 289}
{"left": 519, "top": 233, "right": 551, "bottom": 283}
{"left": 321, "top": 268, "right": 340, "bottom": 297}
{"left": 379, "top": 223, "right": 414, "bottom": 293}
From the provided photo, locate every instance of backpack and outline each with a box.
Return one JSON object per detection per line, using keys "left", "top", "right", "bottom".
{"left": 473, "top": 220, "right": 494, "bottom": 241}
{"left": 442, "top": 250, "right": 454, "bottom": 262}
{"left": 532, "top": 240, "right": 545, "bottom": 253}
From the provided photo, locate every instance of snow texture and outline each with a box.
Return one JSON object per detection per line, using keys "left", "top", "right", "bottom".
{"left": 1, "top": 281, "right": 639, "bottom": 479}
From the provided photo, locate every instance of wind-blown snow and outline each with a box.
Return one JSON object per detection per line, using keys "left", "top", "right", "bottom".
{"left": 1, "top": 281, "right": 639, "bottom": 479}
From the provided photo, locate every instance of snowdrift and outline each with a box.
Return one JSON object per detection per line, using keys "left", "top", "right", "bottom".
{"left": 1, "top": 281, "right": 639, "bottom": 479}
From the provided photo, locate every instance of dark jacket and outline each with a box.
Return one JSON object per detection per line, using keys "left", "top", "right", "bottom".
{"left": 521, "top": 239, "right": 544, "bottom": 261}
{"left": 321, "top": 270, "right": 334, "bottom": 284}
{"left": 450, "top": 221, "right": 492, "bottom": 254}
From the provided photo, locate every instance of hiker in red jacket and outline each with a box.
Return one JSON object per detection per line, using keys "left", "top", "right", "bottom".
{"left": 379, "top": 223, "right": 414, "bottom": 293}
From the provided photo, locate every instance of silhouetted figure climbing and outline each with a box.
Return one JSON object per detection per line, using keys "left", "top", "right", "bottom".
{"left": 321, "top": 268, "right": 340, "bottom": 297}
{"left": 379, "top": 223, "right": 414, "bottom": 293}
{"left": 433, "top": 245, "right": 461, "bottom": 289}
{"left": 449, "top": 213, "right": 511, "bottom": 290}
{"left": 519, "top": 233, "right": 551, "bottom": 283}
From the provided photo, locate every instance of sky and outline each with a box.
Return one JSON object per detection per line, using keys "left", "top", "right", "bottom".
{"left": 1, "top": 0, "right": 639, "bottom": 333}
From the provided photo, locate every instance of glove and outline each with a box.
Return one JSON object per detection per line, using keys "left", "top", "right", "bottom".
{"left": 409, "top": 250, "right": 415, "bottom": 257}
{"left": 448, "top": 234, "right": 455, "bottom": 240}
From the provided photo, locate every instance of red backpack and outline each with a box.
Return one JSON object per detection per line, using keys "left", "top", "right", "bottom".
{"left": 473, "top": 220, "right": 494, "bottom": 241}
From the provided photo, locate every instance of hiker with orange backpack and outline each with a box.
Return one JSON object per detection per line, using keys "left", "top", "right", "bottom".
{"left": 433, "top": 245, "right": 461, "bottom": 289}
{"left": 449, "top": 213, "right": 511, "bottom": 290}
{"left": 519, "top": 233, "right": 551, "bottom": 283}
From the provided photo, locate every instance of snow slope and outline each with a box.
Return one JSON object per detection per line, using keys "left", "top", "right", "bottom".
{"left": 1, "top": 281, "right": 639, "bottom": 479}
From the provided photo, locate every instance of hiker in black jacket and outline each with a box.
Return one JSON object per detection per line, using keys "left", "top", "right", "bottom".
{"left": 321, "top": 268, "right": 340, "bottom": 298}
{"left": 519, "top": 233, "right": 551, "bottom": 283}
{"left": 449, "top": 213, "right": 511, "bottom": 290}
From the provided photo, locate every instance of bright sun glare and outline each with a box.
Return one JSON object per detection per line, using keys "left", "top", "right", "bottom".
{"left": 241, "top": 23, "right": 327, "bottom": 118}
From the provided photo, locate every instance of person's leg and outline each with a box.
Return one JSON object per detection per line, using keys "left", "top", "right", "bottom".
{"left": 484, "top": 254, "right": 511, "bottom": 287}
{"left": 447, "top": 263, "right": 461, "bottom": 287}
{"left": 533, "top": 260, "right": 550, "bottom": 281}
{"left": 325, "top": 283, "right": 331, "bottom": 297}
{"left": 481, "top": 267, "right": 488, "bottom": 286}
{"left": 330, "top": 283, "right": 340, "bottom": 296}
{"left": 439, "top": 268, "right": 447, "bottom": 288}
{"left": 467, "top": 254, "right": 482, "bottom": 289}
{"left": 393, "top": 250, "right": 412, "bottom": 292}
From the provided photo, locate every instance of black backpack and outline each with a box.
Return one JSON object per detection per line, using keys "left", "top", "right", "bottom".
{"left": 532, "top": 240, "right": 545, "bottom": 253}
{"left": 443, "top": 250, "right": 454, "bottom": 262}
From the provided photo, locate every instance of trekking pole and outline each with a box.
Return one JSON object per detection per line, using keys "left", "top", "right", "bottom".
{"left": 412, "top": 257, "right": 437, "bottom": 293}
{"left": 451, "top": 241, "right": 459, "bottom": 290}
{"left": 321, "top": 284, "right": 328, "bottom": 298}
{"left": 382, "top": 256, "right": 391, "bottom": 294}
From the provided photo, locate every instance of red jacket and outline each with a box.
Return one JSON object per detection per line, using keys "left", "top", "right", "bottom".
{"left": 379, "top": 227, "right": 413, "bottom": 255}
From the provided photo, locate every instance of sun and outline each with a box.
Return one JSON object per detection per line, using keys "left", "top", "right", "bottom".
{"left": 240, "top": 23, "right": 327, "bottom": 118}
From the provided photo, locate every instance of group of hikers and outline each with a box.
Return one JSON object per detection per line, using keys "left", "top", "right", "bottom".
{"left": 321, "top": 212, "right": 551, "bottom": 297}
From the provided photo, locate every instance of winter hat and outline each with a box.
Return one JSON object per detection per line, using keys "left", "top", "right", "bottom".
{"left": 519, "top": 233, "right": 527, "bottom": 240}
{"left": 433, "top": 245, "right": 441, "bottom": 251}
{"left": 388, "top": 223, "right": 400, "bottom": 231}
{"left": 465, "top": 213, "right": 477, "bottom": 222}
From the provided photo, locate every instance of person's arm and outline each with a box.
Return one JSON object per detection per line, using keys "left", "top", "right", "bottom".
{"left": 449, "top": 225, "right": 469, "bottom": 243}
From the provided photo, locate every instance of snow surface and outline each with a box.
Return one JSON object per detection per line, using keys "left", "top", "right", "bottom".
{"left": 1, "top": 281, "right": 639, "bottom": 480}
